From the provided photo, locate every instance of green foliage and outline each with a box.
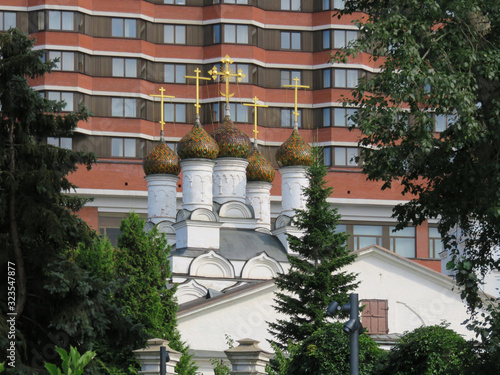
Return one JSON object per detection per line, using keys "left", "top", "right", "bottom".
{"left": 0, "top": 362, "right": 4, "bottom": 373}
{"left": 210, "top": 334, "right": 234, "bottom": 375}
{"left": 265, "top": 341, "right": 297, "bottom": 375}
{"left": 44, "top": 346, "right": 95, "bottom": 375}
{"left": 114, "top": 212, "right": 197, "bottom": 375}
{"left": 268, "top": 147, "right": 358, "bottom": 350}
{"left": 287, "top": 322, "right": 384, "bottom": 375}
{"left": 375, "top": 324, "right": 475, "bottom": 375}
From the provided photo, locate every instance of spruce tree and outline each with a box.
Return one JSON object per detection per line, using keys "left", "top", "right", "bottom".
{"left": 115, "top": 212, "right": 197, "bottom": 375}
{"left": 268, "top": 148, "right": 358, "bottom": 349}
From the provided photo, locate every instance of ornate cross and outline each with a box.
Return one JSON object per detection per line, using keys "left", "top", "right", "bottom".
{"left": 243, "top": 96, "right": 268, "bottom": 143}
{"left": 184, "top": 68, "right": 211, "bottom": 115}
{"left": 208, "top": 55, "right": 246, "bottom": 104}
{"left": 283, "top": 76, "right": 309, "bottom": 126}
{"left": 150, "top": 87, "right": 175, "bottom": 139}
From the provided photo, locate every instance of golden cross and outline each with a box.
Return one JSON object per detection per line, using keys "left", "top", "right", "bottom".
{"left": 283, "top": 76, "right": 309, "bottom": 124}
{"left": 243, "top": 96, "right": 268, "bottom": 142}
{"left": 150, "top": 87, "right": 175, "bottom": 134}
{"left": 208, "top": 55, "right": 246, "bottom": 104}
{"left": 185, "top": 68, "right": 211, "bottom": 115}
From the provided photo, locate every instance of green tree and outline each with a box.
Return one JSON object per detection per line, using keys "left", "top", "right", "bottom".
{"left": 334, "top": 0, "right": 500, "bottom": 364}
{"left": 287, "top": 322, "right": 384, "bottom": 375}
{"left": 268, "top": 148, "right": 358, "bottom": 349}
{"left": 375, "top": 324, "right": 475, "bottom": 375}
{"left": 114, "top": 212, "right": 197, "bottom": 375}
{"left": 0, "top": 29, "right": 112, "bottom": 372}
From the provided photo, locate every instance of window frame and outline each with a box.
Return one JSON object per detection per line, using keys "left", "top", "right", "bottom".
{"left": 112, "top": 58, "right": 138, "bottom": 78}
{"left": 47, "top": 91, "right": 74, "bottom": 112}
{"left": 48, "top": 10, "right": 74, "bottom": 31}
{"left": 111, "top": 98, "right": 137, "bottom": 117}
{"left": 47, "top": 137, "right": 72, "bottom": 149}
{"left": 164, "top": 64, "right": 187, "bottom": 83}
{"left": 333, "top": 146, "right": 359, "bottom": 167}
{"left": 0, "top": 11, "right": 16, "bottom": 31}
{"left": 111, "top": 137, "right": 137, "bottom": 158}
{"left": 281, "top": 108, "right": 302, "bottom": 128}
{"left": 164, "top": 24, "right": 186, "bottom": 44}
{"left": 281, "top": 31, "right": 301, "bottom": 50}
{"left": 112, "top": 18, "right": 137, "bottom": 38}
{"left": 164, "top": 103, "right": 187, "bottom": 123}
{"left": 48, "top": 51, "right": 75, "bottom": 71}
{"left": 281, "top": 70, "right": 302, "bottom": 87}
{"left": 281, "top": 0, "right": 301, "bottom": 11}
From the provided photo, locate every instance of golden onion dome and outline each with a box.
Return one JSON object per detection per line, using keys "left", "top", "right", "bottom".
{"left": 246, "top": 145, "right": 275, "bottom": 183}
{"left": 275, "top": 129, "right": 313, "bottom": 168}
{"left": 177, "top": 120, "right": 219, "bottom": 160}
{"left": 210, "top": 115, "right": 251, "bottom": 158}
{"left": 143, "top": 142, "right": 181, "bottom": 176}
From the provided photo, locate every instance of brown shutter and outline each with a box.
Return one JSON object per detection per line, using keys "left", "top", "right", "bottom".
{"left": 361, "top": 299, "right": 389, "bottom": 334}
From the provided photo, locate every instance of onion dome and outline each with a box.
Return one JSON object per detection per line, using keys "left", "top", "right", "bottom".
{"left": 177, "top": 120, "right": 219, "bottom": 160}
{"left": 275, "top": 129, "right": 313, "bottom": 168}
{"left": 143, "top": 142, "right": 181, "bottom": 176}
{"left": 210, "top": 115, "right": 251, "bottom": 158}
{"left": 247, "top": 145, "right": 275, "bottom": 183}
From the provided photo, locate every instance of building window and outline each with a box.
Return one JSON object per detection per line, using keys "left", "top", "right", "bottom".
{"left": 48, "top": 51, "right": 74, "bottom": 71}
{"left": 323, "top": 108, "right": 331, "bottom": 127}
{"left": 228, "top": 103, "right": 250, "bottom": 122}
{"left": 323, "top": 30, "right": 331, "bottom": 49}
{"left": 48, "top": 92, "right": 74, "bottom": 112}
{"left": 213, "top": 24, "right": 221, "bottom": 44}
{"left": 113, "top": 58, "right": 137, "bottom": 77}
{"left": 281, "top": 70, "right": 301, "bottom": 86}
{"left": 334, "top": 30, "right": 357, "bottom": 49}
{"left": 47, "top": 137, "right": 72, "bottom": 149}
{"left": 164, "top": 25, "right": 186, "bottom": 44}
{"left": 434, "top": 113, "right": 456, "bottom": 132}
{"left": 228, "top": 64, "right": 249, "bottom": 83}
{"left": 429, "top": 227, "right": 443, "bottom": 259}
{"left": 334, "top": 147, "right": 359, "bottom": 166}
{"left": 281, "top": 31, "right": 301, "bottom": 50}
{"left": 112, "top": 18, "right": 136, "bottom": 38}
{"left": 361, "top": 299, "right": 388, "bottom": 335}
{"left": 353, "top": 225, "right": 383, "bottom": 250}
{"left": 165, "top": 64, "right": 186, "bottom": 83}
{"left": 281, "top": 0, "right": 301, "bottom": 10}
{"left": 334, "top": 69, "right": 358, "bottom": 88}
{"left": 112, "top": 98, "right": 137, "bottom": 117}
{"left": 224, "top": 25, "right": 249, "bottom": 44}
{"left": 281, "top": 109, "right": 302, "bottom": 128}
{"left": 334, "top": 107, "right": 357, "bottom": 127}
{"left": 390, "top": 226, "right": 415, "bottom": 258}
{"left": 0, "top": 12, "right": 16, "bottom": 30}
{"left": 111, "top": 138, "right": 136, "bottom": 157}
{"left": 221, "top": 0, "right": 249, "bottom": 3}
{"left": 48, "top": 11, "right": 74, "bottom": 31}
{"left": 211, "top": 102, "right": 220, "bottom": 122}
{"left": 323, "top": 69, "right": 331, "bottom": 88}
{"left": 164, "top": 0, "right": 186, "bottom": 4}
{"left": 334, "top": 0, "right": 345, "bottom": 9}
{"left": 164, "top": 103, "right": 186, "bottom": 123}
{"left": 323, "top": 147, "right": 331, "bottom": 166}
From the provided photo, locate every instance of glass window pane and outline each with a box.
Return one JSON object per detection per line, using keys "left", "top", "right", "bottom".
{"left": 358, "top": 236, "right": 380, "bottom": 249}
{"left": 112, "top": 98, "right": 123, "bottom": 116}
{"left": 334, "top": 0, "right": 345, "bottom": 9}
{"left": 323, "top": 147, "right": 331, "bottom": 166}
{"left": 393, "top": 238, "right": 415, "bottom": 257}
{"left": 390, "top": 226, "right": 415, "bottom": 237}
{"left": 281, "top": 71, "right": 289, "bottom": 86}
{"left": 346, "top": 30, "right": 357, "bottom": 44}
{"left": 281, "top": 0, "right": 289, "bottom": 10}
{"left": 225, "top": 25, "right": 236, "bottom": 43}
{"left": 124, "top": 139, "right": 136, "bottom": 157}
{"left": 346, "top": 148, "right": 358, "bottom": 166}
{"left": 112, "top": 18, "right": 123, "bottom": 37}
{"left": 334, "top": 30, "right": 345, "bottom": 48}
{"left": 213, "top": 24, "right": 221, "bottom": 43}
{"left": 60, "top": 137, "right": 72, "bottom": 149}
{"left": 281, "top": 109, "right": 291, "bottom": 127}
{"left": 213, "top": 103, "right": 219, "bottom": 122}
{"left": 125, "top": 19, "right": 136, "bottom": 38}
{"left": 354, "top": 225, "right": 383, "bottom": 236}
{"left": 164, "top": 25, "right": 174, "bottom": 43}
{"left": 165, "top": 64, "right": 174, "bottom": 82}
{"left": 177, "top": 0, "right": 186, "bottom": 3}
{"left": 113, "top": 58, "right": 124, "bottom": 76}
{"left": 237, "top": 25, "right": 248, "bottom": 44}
{"left": 291, "top": 71, "right": 301, "bottom": 83}
{"left": 323, "top": 69, "right": 331, "bottom": 88}
{"left": 347, "top": 108, "right": 356, "bottom": 126}
{"left": 49, "top": 51, "right": 61, "bottom": 70}
{"left": 335, "top": 147, "right": 346, "bottom": 165}
{"left": 0, "top": 14, "right": 3, "bottom": 30}
{"left": 124, "top": 99, "right": 136, "bottom": 117}
{"left": 429, "top": 227, "right": 440, "bottom": 238}
{"left": 175, "top": 25, "right": 185, "bottom": 44}
{"left": 335, "top": 69, "right": 346, "bottom": 87}
{"left": 281, "top": 32, "right": 290, "bottom": 49}
{"left": 229, "top": 103, "right": 236, "bottom": 119}
{"left": 5, "top": 12, "right": 16, "bottom": 29}
{"left": 164, "top": 103, "right": 174, "bottom": 122}
{"left": 61, "top": 92, "right": 73, "bottom": 111}
{"left": 49, "top": 11, "right": 61, "bottom": 29}
{"left": 112, "top": 138, "right": 123, "bottom": 156}
{"left": 165, "top": 0, "right": 174, "bottom": 3}
{"left": 176, "top": 65, "right": 186, "bottom": 83}
{"left": 323, "top": 108, "right": 331, "bottom": 127}
{"left": 125, "top": 59, "right": 136, "bottom": 77}
{"left": 48, "top": 91, "right": 59, "bottom": 101}
{"left": 323, "top": 30, "right": 330, "bottom": 49}
{"left": 47, "top": 137, "right": 59, "bottom": 146}
{"left": 291, "top": 0, "right": 301, "bottom": 10}
{"left": 291, "top": 32, "right": 300, "bottom": 49}
{"left": 334, "top": 108, "right": 345, "bottom": 126}
{"left": 175, "top": 103, "right": 186, "bottom": 122}
{"left": 238, "top": 65, "right": 249, "bottom": 83}
{"left": 347, "top": 70, "right": 358, "bottom": 88}
{"left": 62, "top": 52, "right": 74, "bottom": 71}
{"left": 62, "top": 12, "right": 73, "bottom": 30}
{"left": 435, "top": 114, "right": 447, "bottom": 131}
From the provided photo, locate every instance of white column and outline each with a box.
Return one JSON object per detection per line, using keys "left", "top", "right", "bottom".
{"left": 146, "top": 174, "right": 179, "bottom": 224}
{"left": 133, "top": 338, "right": 181, "bottom": 375}
{"left": 213, "top": 158, "right": 249, "bottom": 205}
{"left": 180, "top": 158, "right": 215, "bottom": 211}
{"left": 280, "top": 165, "right": 308, "bottom": 217}
{"left": 246, "top": 181, "right": 272, "bottom": 230}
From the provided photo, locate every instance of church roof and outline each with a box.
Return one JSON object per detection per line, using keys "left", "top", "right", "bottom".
{"left": 171, "top": 228, "right": 287, "bottom": 262}
{"left": 210, "top": 115, "right": 251, "bottom": 158}
{"left": 142, "top": 141, "right": 181, "bottom": 176}
{"left": 177, "top": 120, "right": 219, "bottom": 160}
{"left": 246, "top": 145, "right": 275, "bottom": 183}
{"left": 275, "top": 128, "right": 313, "bottom": 168}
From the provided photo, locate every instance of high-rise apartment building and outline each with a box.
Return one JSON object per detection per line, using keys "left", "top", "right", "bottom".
{"left": 2, "top": 0, "right": 442, "bottom": 272}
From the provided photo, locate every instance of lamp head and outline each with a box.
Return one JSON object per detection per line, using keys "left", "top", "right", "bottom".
{"left": 326, "top": 301, "right": 340, "bottom": 317}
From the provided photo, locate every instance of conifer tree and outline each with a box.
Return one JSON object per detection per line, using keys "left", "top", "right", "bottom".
{"left": 115, "top": 212, "right": 197, "bottom": 375}
{"left": 268, "top": 148, "right": 358, "bottom": 349}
